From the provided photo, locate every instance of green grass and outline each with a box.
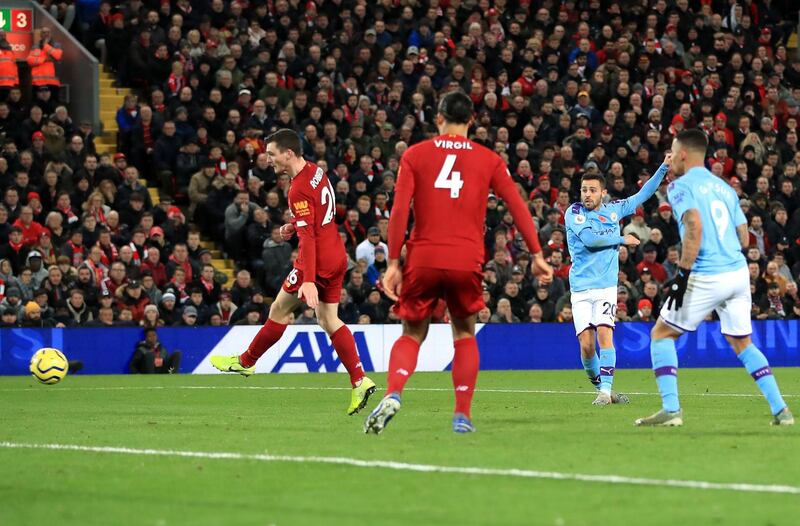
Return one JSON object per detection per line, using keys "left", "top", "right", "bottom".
{"left": 1, "top": 369, "right": 799, "bottom": 526}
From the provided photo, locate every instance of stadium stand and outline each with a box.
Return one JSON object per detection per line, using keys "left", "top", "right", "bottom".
{"left": 0, "top": 0, "right": 799, "bottom": 327}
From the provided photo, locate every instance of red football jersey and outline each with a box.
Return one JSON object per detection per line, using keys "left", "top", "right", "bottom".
{"left": 389, "top": 134, "right": 542, "bottom": 272}
{"left": 288, "top": 161, "right": 346, "bottom": 280}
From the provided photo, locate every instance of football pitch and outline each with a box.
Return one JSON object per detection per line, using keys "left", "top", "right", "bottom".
{"left": 1, "top": 369, "right": 798, "bottom": 525}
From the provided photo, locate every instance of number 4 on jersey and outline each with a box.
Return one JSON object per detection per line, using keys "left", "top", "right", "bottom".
{"left": 435, "top": 154, "right": 463, "bottom": 198}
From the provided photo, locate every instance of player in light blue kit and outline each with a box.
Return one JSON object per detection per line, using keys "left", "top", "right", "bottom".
{"left": 636, "top": 129, "right": 794, "bottom": 427}
{"left": 565, "top": 155, "right": 671, "bottom": 406}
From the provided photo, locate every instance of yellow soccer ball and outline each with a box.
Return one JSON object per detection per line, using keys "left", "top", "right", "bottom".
{"left": 30, "top": 348, "right": 69, "bottom": 385}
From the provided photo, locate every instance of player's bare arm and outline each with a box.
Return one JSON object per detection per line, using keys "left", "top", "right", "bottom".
{"left": 383, "top": 258, "right": 402, "bottom": 301}
{"left": 736, "top": 223, "right": 749, "bottom": 248}
{"left": 678, "top": 209, "right": 702, "bottom": 269}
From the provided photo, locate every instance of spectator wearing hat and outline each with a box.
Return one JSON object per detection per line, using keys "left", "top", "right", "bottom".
{"left": 622, "top": 208, "right": 651, "bottom": 242}
{"left": 355, "top": 226, "right": 388, "bottom": 267}
{"left": 155, "top": 291, "right": 179, "bottom": 325}
{"left": 632, "top": 299, "right": 654, "bottom": 322}
{"left": 650, "top": 202, "right": 680, "bottom": 248}
{"left": 636, "top": 242, "right": 667, "bottom": 283}
{"left": 173, "top": 304, "right": 198, "bottom": 327}
{"left": 26, "top": 250, "right": 48, "bottom": 288}
{"left": 211, "top": 290, "right": 237, "bottom": 325}
{"left": 130, "top": 328, "right": 181, "bottom": 374}
{"left": 116, "top": 279, "right": 150, "bottom": 322}
{"left": 0, "top": 305, "right": 20, "bottom": 327}
{"left": 0, "top": 286, "right": 24, "bottom": 318}
{"left": 21, "top": 300, "right": 62, "bottom": 328}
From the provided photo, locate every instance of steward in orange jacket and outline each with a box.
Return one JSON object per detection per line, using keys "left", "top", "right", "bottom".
{"left": 27, "top": 29, "right": 63, "bottom": 88}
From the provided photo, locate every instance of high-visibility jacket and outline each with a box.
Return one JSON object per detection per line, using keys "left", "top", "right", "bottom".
{"left": 0, "top": 49, "right": 19, "bottom": 87}
{"left": 26, "top": 43, "right": 62, "bottom": 86}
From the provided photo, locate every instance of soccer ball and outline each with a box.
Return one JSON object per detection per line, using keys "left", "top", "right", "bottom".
{"left": 30, "top": 348, "right": 69, "bottom": 385}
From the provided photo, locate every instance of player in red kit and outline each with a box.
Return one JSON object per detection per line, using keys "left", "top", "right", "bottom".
{"left": 364, "top": 91, "right": 553, "bottom": 434}
{"left": 211, "top": 129, "right": 376, "bottom": 415}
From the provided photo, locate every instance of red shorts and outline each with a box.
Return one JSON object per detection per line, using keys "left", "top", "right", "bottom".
{"left": 282, "top": 262, "right": 346, "bottom": 304}
{"left": 394, "top": 266, "right": 484, "bottom": 322}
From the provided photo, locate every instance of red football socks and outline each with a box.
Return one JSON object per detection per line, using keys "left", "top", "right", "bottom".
{"left": 385, "top": 336, "right": 421, "bottom": 395}
{"left": 330, "top": 325, "right": 365, "bottom": 387}
{"left": 452, "top": 337, "right": 480, "bottom": 418}
{"left": 239, "top": 318, "right": 288, "bottom": 368}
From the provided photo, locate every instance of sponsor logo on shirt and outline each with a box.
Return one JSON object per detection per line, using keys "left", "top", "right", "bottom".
{"left": 293, "top": 200, "right": 311, "bottom": 217}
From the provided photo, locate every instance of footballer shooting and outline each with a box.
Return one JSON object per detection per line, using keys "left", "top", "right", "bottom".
{"left": 211, "top": 129, "right": 376, "bottom": 416}
{"left": 565, "top": 153, "right": 672, "bottom": 406}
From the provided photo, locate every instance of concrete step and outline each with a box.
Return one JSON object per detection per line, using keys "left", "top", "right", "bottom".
{"left": 212, "top": 258, "right": 234, "bottom": 269}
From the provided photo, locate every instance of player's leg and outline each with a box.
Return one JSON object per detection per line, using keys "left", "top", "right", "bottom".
{"left": 572, "top": 290, "right": 601, "bottom": 390}
{"left": 211, "top": 285, "right": 300, "bottom": 375}
{"left": 717, "top": 272, "right": 793, "bottom": 425}
{"left": 449, "top": 315, "right": 479, "bottom": 432}
{"left": 577, "top": 328, "right": 601, "bottom": 389}
{"left": 725, "top": 335, "right": 793, "bottom": 425}
{"left": 315, "top": 301, "right": 376, "bottom": 415}
{"left": 637, "top": 275, "right": 721, "bottom": 426}
{"left": 443, "top": 269, "right": 486, "bottom": 432}
{"left": 364, "top": 318, "right": 430, "bottom": 434}
{"left": 634, "top": 318, "right": 684, "bottom": 426}
{"left": 366, "top": 267, "right": 440, "bottom": 434}
{"left": 386, "top": 318, "right": 430, "bottom": 396}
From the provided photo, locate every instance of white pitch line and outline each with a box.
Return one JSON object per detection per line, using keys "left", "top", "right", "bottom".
{"left": 0, "top": 441, "right": 797, "bottom": 495}
{"left": 0, "top": 384, "right": 797, "bottom": 398}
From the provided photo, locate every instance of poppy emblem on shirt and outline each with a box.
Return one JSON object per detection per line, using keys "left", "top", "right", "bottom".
{"left": 599, "top": 216, "right": 607, "bottom": 223}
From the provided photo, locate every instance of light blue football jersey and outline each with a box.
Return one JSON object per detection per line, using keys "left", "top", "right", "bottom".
{"left": 666, "top": 167, "right": 747, "bottom": 275}
{"left": 566, "top": 163, "right": 669, "bottom": 292}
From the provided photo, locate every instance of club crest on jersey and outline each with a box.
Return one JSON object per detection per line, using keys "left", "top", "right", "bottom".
{"left": 574, "top": 214, "right": 586, "bottom": 224}
{"left": 610, "top": 212, "right": 618, "bottom": 221}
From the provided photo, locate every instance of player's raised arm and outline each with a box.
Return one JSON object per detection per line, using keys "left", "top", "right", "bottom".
{"left": 617, "top": 153, "right": 672, "bottom": 217}
{"left": 384, "top": 155, "right": 415, "bottom": 300}
{"left": 491, "top": 159, "right": 553, "bottom": 282}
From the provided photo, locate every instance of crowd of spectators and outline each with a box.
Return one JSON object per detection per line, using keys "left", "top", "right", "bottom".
{"left": 1, "top": 0, "right": 800, "bottom": 328}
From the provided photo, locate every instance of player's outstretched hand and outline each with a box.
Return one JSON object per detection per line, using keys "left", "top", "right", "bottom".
{"left": 382, "top": 264, "right": 403, "bottom": 301}
{"left": 663, "top": 151, "right": 673, "bottom": 168}
{"left": 279, "top": 223, "right": 296, "bottom": 241}
{"left": 532, "top": 253, "right": 554, "bottom": 285}
{"left": 664, "top": 266, "right": 691, "bottom": 311}
{"left": 298, "top": 282, "right": 319, "bottom": 309}
{"left": 623, "top": 234, "right": 641, "bottom": 247}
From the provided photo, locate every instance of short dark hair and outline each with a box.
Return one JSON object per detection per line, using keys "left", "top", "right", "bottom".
{"left": 437, "top": 91, "right": 473, "bottom": 124}
{"left": 580, "top": 173, "right": 606, "bottom": 188}
{"left": 266, "top": 128, "right": 302, "bottom": 156}
{"left": 675, "top": 129, "right": 709, "bottom": 153}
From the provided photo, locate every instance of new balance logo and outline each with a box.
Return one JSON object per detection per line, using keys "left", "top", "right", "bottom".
{"left": 396, "top": 368, "right": 409, "bottom": 376}
{"left": 456, "top": 385, "right": 470, "bottom": 392}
